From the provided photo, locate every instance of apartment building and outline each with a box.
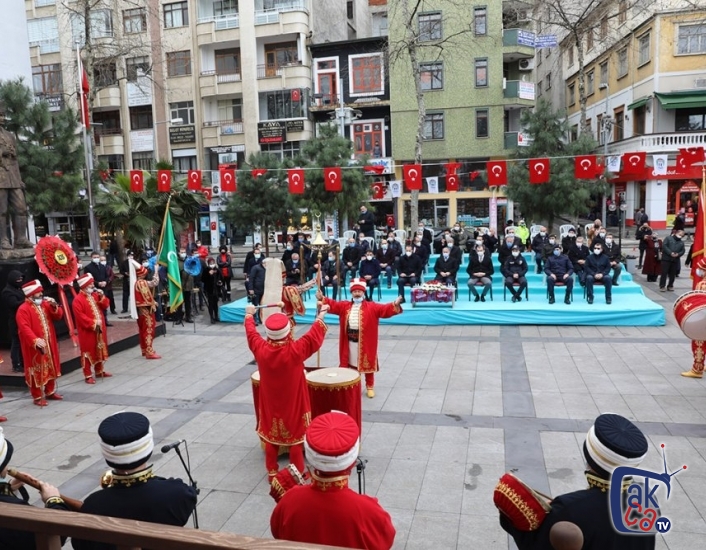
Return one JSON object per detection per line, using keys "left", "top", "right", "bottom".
{"left": 24, "top": 0, "right": 371, "bottom": 245}
{"left": 388, "top": 0, "right": 537, "bottom": 231}
{"left": 559, "top": 1, "right": 706, "bottom": 229}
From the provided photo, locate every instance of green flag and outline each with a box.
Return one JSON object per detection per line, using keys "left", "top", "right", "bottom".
{"left": 157, "top": 205, "right": 183, "bottom": 312}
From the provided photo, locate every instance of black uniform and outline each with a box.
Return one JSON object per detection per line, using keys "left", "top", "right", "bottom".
{"left": 1, "top": 270, "right": 25, "bottom": 371}
{"left": 0, "top": 483, "right": 69, "bottom": 549}
{"left": 501, "top": 486, "right": 656, "bottom": 550}
{"left": 201, "top": 263, "right": 223, "bottom": 323}
{"left": 72, "top": 469, "right": 197, "bottom": 550}
{"left": 120, "top": 258, "right": 132, "bottom": 313}
{"left": 320, "top": 258, "right": 340, "bottom": 299}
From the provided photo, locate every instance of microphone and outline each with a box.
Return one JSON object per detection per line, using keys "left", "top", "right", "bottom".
{"left": 160, "top": 440, "right": 184, "bottom": 453}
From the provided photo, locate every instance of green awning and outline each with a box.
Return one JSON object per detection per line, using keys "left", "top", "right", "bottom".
{"left": 655, "top": 91, "right": 706, "bottom": 110}
{"left": 627, "top": 97, "right": 650, "bottom": 111}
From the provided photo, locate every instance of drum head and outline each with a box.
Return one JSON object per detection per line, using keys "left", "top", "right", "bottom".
{"left": 306, "top": 367, "right": 360, "bottom": 387}
{"left": 674, "top": 291, "right": 706, "bottom": 341}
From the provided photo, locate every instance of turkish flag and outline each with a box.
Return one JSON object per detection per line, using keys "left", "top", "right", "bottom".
{"left": 324, "top": 167, "right": 342, "bottom": 192}
{"left": 446, "top": 172, "right": 459, "bottom": 191}
{"left": 364, "top": 165, "right": 385, "bottom": 175}
{"left": 220, "top": 167, "right": 236, "bottom": 192}
{"left": 678, "top": 147, "right": 706, "bottom": 167}
{"left": 129, "top": 170, "right": 144, "bottom": 192}
{"left": 79, "top": 58, "right": 90, "bottom": 129}
{"left": 403, "top": 164, "right": 422, "bottom": 190}
{"left": 574, "top": 155, "right": 598, "bottom": 179}
{"left": 288, "top": 169, "right": 305, "bottom": 194}
{"left": 529, "top": 158, "right": 550, "bottom": 184}
{"left": 187, "top": 170, "right": 202, "bottom": 190}
{"left": 486, "top": 161, "right": 507, "bottom": 187}
{"left": 371, "top": 181, "right": 384, "bottom": 200}
{"left": 621, "top": 152, "right": 646, "bottom": 175}
{"left": 157, "top": 170, "right": 171, "bottom": 192}
{"left": 252, "top": 168, "right": 267, "bottom": 178}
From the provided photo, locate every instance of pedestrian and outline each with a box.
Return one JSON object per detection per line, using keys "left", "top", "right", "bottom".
{"left": 1, "top": 270, "right": 25, "bottom": 373}
{"left": 641, "top": 233, "right": 662, "bottom": 282}
{"left": 201, "top": 257, "right": 223, "bottom": 323}
{"left": 15, "top": 280, "right": 64, "bottom": 406}
{"left": 72, "top": 274, "right": 112, "bottom": 384}
{"left": 132, "top": 263, "right": 161, "bottom": 360}
{"left": 635, "top": 223, "right": 652, "bottom": 268}
{"left": 216, "top": 245, "right": 233, "bottom": 301}
{"left": 244, "top": 305, "right": 329, "bottom": 480}
{"left": 659, "top": 229, "right": 685, "bottom": 291}
{"left": 316, "top": 278, "right": 403, "bottom": 399}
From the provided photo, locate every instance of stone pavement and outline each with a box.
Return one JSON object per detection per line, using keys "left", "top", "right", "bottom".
{"left": 1, "top": 263, "right": 705, "bottom": 549}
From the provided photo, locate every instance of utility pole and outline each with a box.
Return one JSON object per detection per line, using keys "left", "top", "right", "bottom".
{"left": 599, "top": 83, "right": 611, "bottom": 228}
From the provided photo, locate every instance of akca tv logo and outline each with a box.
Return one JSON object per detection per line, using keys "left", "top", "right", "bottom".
{"left": 609, "top": 444, "right": 686, "bottom": 534}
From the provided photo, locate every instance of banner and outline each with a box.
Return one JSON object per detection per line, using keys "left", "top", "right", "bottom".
{"left": 157, "top": 170, "right": 171, "bottom": 192}
{"left": 652, "top": 154, "right": 668, "bottom": 176}
{"left": 606, "top": 156, "right": 621, "bottom": 173}
{"left": 389, "top": 180, "right": 402, "bottom": 198}
{"left": 157, "top": 204, "right": 184, "bottom": 313}
{"left": 426, "top": 176, "right": 439, "bottom": 194}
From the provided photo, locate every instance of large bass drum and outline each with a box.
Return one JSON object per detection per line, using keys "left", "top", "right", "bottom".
{"left": 674, "top": 291, "right": 706, "bottom": 341}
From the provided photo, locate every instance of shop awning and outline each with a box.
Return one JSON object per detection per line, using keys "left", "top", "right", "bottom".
{"left": 654, "top": 91, "right": 706, "bottom": 110}
{"left": 627, "top": 97, "right": 650, "bottom": 111}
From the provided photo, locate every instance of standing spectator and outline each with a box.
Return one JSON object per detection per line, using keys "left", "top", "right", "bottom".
{"left": 1, "top": 270, "right": 25, "bottom": 373}
{"left": 107, "top": 237, "right": 119, "bottom": 267}
{"left": 243, "top": 244, "right": 265, "bottom": 293}
{"left": 100, "top": 255, "right": 117, "bottom": 315}
{"left": 357, "top": 204, "right": 376, "bottom": 238}
{"left": 515, "top": 220, "right": 530, "bottom": 249}
{"left": 196, "top": 240, "right": 209, "bottom": 259}
{"left": 673, "top": 208, "right": 686, "bottom": 232}
{"left": 202, "top": 257, "right": 223, "bottom": 324}
{"left": 531, "top": 227, "right": 549, "bottom": 273}
{"left": 637, "top": 207, "right": 649, "bottom": 226}
{"left": 641, "top": 232, "right": 662, "bottom": 282}
{"left": 482, "top": 228, "right": 499, "bottom": 254}
{"left": 372, "top": 140, "right": 382, "bottom": 158}
{"left": 178, "top": 248, "right": 194, "bottom": 323}
{"left": 635, "top": 223, "right": 652, "bottom": 268}
{"left": 120, "top": 250, "right": 135, "bottom": 313}
{"left": 247, "top": 261, "right": 266, "bottom": 324}
{"left": 216, "top": 245, "right": 233, "bottom": 302}
{"left": 660, "top": 230, "right": 685, "bottom": 291}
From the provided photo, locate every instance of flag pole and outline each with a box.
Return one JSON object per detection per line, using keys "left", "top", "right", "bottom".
{"left": 157, "top": 195, "right": 173, "bottom": 262}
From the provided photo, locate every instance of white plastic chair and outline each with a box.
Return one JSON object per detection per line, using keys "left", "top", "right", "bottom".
{"left": 337, "top": 237, "right": 347, "bottom": 254}
{"left": 394, "top": 229, "right": 407, "bottom": 244}
{"left": 475, "top": 227, "right": 489, "bottom": 236}
{"left": 560, "top": 224, "right": 575, "bottom": 239}
{"left": 362, "top": 236, "right": 375, "bottom": 251}
{"left": 343, "top": 230, "right": 357, "bottom": 241}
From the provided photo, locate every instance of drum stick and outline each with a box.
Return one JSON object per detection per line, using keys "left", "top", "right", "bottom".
{"left": 253, "top": 303, "right": 284, "bottom": 309}
{"left": 7, "top": 468, "right": 84, "bottom": 511}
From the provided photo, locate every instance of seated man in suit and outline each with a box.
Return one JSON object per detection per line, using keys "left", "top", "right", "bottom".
{"left": 412, "top": 234, "right": 430, "bottom": 268}
{"left": 568, "top": 236, "right": 590, "bottom": 286}
{"left": 467, "top": 242, "right": 494, "bottom": 302}
{"left": 603, "top": 233, "right": 622, "bottom": 286}
{"left": 501, "top": 246, "right": 528, "bottom": 303}
{"left": 376, "top": 239, "right": 397, "bottom": 289}
{"left": 585, "top": 243, "right": 612, "bottom": 305}
{"left": 341, "top": 238, "right": 361, "bottom": 285}
{"left": 285, "top": 253, "right": 303, "bottom": 286}
{"left": 320, "top": 250, "right": 340, "bottom": 300}
{"left": 498, "top": 234, "right": 519, "bottom": 267}
{"left": 433, "top": 247, "right": 459, "bottom": 286}
{"left": 359, "top": 250, "right": 382, "bottom": 301}
{"left": 544, "top": 244, "right": 574, "bottom": 305}
{"left": 396, "top": 244, "right": 423, "bottom": 303}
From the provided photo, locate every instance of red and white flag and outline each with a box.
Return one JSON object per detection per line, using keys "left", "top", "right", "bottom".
{"left": 528, "top": 158, "right": 550, "bottom": 184}
{"left": 288, "top": 169, "right": 305, "bottom": 194}
{"left": 252, "top": 168, "right": 267, "bottom": 178}
{"left": 574, "top": 155, "right": 599, "bottom": 179}
{"left": 219, "top": 167, "right": 236, "bottom": 192}
{"left": 403, "top": 164, "right": 422, "bottom": 191}
{"left": 324, "top": 167, "right": 342, "bottom": 192}
{"left": 445, "top": 162, "right": 461, "bottom": 192}
{"left": 157, "top": 170, "right": 171, "bottom": 192}
{"left": 486, "top": 161, "right": 507, "bottom": 187}
{"left": 678, "top": 147, "right": 706, "bottom": 167}
{"left": 621, "top": 152, "right": 646, "bottom": 175}
{"left": 78, "top": 57, "right": 90, "bottom": 128}
{"left": 187, "top": 170, "right": 202, "bottom": 190}
{"left": 130, "top": 170, "right": 144, "bottom": 192}
{"left": 371, "top": 181, "right": 384, "bottom": 200}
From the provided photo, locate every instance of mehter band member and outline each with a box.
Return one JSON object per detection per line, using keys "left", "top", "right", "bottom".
{"left": 132, "top": 262, "right": 161, "bottom": 360}
{"left": 72, "top": 274, "right": 112, "bottom": 384}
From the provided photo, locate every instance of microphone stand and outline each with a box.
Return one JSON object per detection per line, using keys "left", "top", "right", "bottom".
{"left": 173, "top": 442, "right": 199, "bottom": 529}
{"left": 356, "top": 457, "right": 367, "bottom": 495}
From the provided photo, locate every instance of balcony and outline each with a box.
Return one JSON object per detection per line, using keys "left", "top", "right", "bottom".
{"left": 196, "top": 13, "right": 241, "bottom": 45}
{"left": 255, "top": 0, "right": 308, "bottom": 25}
{"left": 605, "top": 131, "right": 706, "bottom": 155}
{"left": 503, "top": 80, "right": 535, "bottom": 108}
{"left": 256, "top": 62, "right": 310, "bottom": 90}
{"left": 94, "top": 129, "right": 124, "bottom": 156}
{"left": 502, "top": 28, "right": 535, "bottom": 61}
{"left": 200, "top": 71, "right": 242, "bottom": 97}
{"left": 204, "top": 119, "right": 244, "bottom": 135}
{"left": 94, "top": 87, "right": 122, "bottom": 109}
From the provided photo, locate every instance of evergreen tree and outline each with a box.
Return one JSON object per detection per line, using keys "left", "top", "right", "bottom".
{"left": 505, "top": 99, "right": 607, "bottom": 229}
{"left": 0, "top": 78, "right": 84, "bottom": 215}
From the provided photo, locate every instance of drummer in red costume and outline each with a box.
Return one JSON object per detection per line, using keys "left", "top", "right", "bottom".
{"left": 270, "top": 411, "right": 396, "bottom": 549}
{"left": 133, "top": 263, "right": 161, "bottom": 360}
{"left": 683, "top": 256, "right": 706, "bottom": 378}
{"left": 72, "top": 273, "right": 113, "bottom": 384}
{"left": 317, "top": 278, "right": 402, "bottom": 398}
{"left": 15, "top": 280, "right": 64, "bottom": 406}
{"left": 244, "top": 304, "right": 329, "bottom": 480}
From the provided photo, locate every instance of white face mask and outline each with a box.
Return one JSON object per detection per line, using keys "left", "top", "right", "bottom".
{"left": 92, "top": 258, "right": 100, "bottom": 264}
{"left": 366, "top": 255, "right": 373, "bottom": 260}
{"left": 254, "top": 253, "right": 261, "bottom": 258}
{"left": 549, "top": 239, "right": 555, "bottom": 244}
{"left": 328, "top": 256, "right": 335, "bottom": 261}
{"left": 208, "top": 263, "right": 216, "bottom": 269}
{"left": 447, "top": 241, "right": 453, "bottom": 247}
{"left": 33, "top": 297, "right": 43, "bottom": 305}
{"left": 605, "top": 238, "right": 612, "bottom": 244}
{"left": 287, "top": 245, "right": 293, "bottom": 250}
{"left": 352, "top": 297, "right": 364, "bottom": 304}
{"left": 476, "top": 241, "right": 483, "bottom": 246}
{"left": 512, "top": 251, "right": 520, "bottom": 257}
{"left": 86, "top": 287, "right": 95, "bottom": 294}
{"left": 100, "top": 261, "right": 107, "bottom": 266}
{"left": 381, "top": 244, "right": 387, "bottom": 249}
{"left": 443, "top": 254, "right": 449, "bottom": 260}
{"left": 594, "top": 249, "right": 602, "bottom": 255}
{"left": 179, "top": 253, "right": 186, "bottom": 259}
{"left": 599, "top": 232, "right": 606, "bottom": 238}
{"left": 540, "top": 232, "right": 546, "bottom": 236}
{"left": 405, "top": 251, "right": 412, "bottom": 257}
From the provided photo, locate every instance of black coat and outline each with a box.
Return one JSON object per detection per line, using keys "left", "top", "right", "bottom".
{"left": 586, "top": 252, "right": 612, "bottom": 277}
{"left": 357, "top": 209, "right": 376, "bottom": 236}
{"left": 498, "top": 242, "right": 521, "bottom": 266}
{"left": 433, "top": 256, "right": 459, "bottom": 277}
{"left": 1, "top": 271, "right": 25, "bottom": 333}
{"left": 501, "top": 256, "right": 528, "bottom": 277}
{"left": 249, "top": 263, "right": 266, "bottom": 294}
{"left": 285, "top": 259, "right": 303, "bottom": 283}
{"left": 342, "top": 245, "right": 362, "bottom": 266}
{"left": 398, "top": 253, "right": 423, "bottom": 278}
{"left": 321, "top": 259, "right": 339, "bottom": 281}
{"left": 72, "top": 473, "right": 197, "bottom": 550}
{"left": 0, "top": 484, "right": 69, "bottom": 549}
{"left": 201, "top": 265, "right": 223, "bottom": 297}
{"left": 568, "top": 244, "right": 591, "bottom": 271}
{"left": 544, "top": 253, "right": 574, "bottom": 278}
{"left": 467, "top": 254, "right": 494, "bottom": 278}
{"left": 84, "top": 261, "right": 108, "bottom": 284}
{"left": 604, "top": 242, "right": 622, "bottom": 263}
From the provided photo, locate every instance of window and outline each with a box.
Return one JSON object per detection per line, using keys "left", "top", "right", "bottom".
{"left": 587, "top": 70, "right": 595, "bottom": 96}
{"left": 130, "top": 106, "right": 153, "bottom": 130}
{"left": 475, "top": 58, "right": 488, "bottom": 87}
{"left": 675, "top": 108, "right": 706, "bottom": 131}
{"left": 474, "top": 8, "right": 487, "bottom": 36}
{"left": 475, "top": 109, "right": 488, "bottom": 138}
{"left": 93, "top": 61, "right": 117, "bottom": 87}
{"left": 93, "top": 110, "right": 122, "bottom": 134}
{"left": 586, "top": 118, "right": 592, "bottom": 137}
{"left": 126, "top": 56, "right": 150, "bottom": 81}
{"left": 27, "top": 17, "right": 59, "bottom": 52}
{"left": 347, "top": 1, "right": 353, "bottom": 19}
{"left": 172, "top": 155, "right": 197, "bottom": 173}
{"left": 164, "top": 2, "right": 189, "bottom": 28}
{"left": 568, "top": 83, "right": 575, "bottom": 106}
{"left": 123, "top": 8, "right": 146, "bottom": 33}
{"left": 420, "top": 62, "right": 443, "bottom": 90}
{"left": 353, "top": 121, "right": 384, "bottom": 157}
{"left": 537, "top": 81, "right": 543, "bottom": 96}
{"left": 132, "top": 152, "right": 154, "bottom": 171}
{"left": 570, "top": 125, "right": 578, "bottom": 142}
{"left": 260, "top": 90, "right": 307, "bottom": 120}
{"left": 597, "top": 114, "right": 603, "bottom": 144}
{"left": 264, "top": 42, "right": 298, "bottom": 74}
{"left": 545, "top": 73, "right": 551, "bottom": 89}
{"left": 600, "top": 17, "right": 608, "bottom": 40}
{"left": 678, "top": 24, "right": 706, "bottom": 54}
{"left": 315, "top": 58, "right": 338, "bottom": 105}
{"left": 600, "top": 61, "right": 608, "bottom": 86}
{"left": 586, "top": 28, "right": 594, "bottom": 51}
{"left": 350, "top": 54, "right": 384, "bottom": 95}
{"left": 167, "top": 51, "right": 192, "bottom": 77}
{"left": 419, "top": 12, "right": 442, "bottom": 41}
{"left": 98, "top": 154, "right": 124, "bottom": 172}
{"left": 170, "top": 101, "right": 195, "bottom": 125}
{"left": 618, "top": 47, "right": 628, "bottom": 77}
{"left": 633, "top": 105, "right": 646, "bottom": 136}
{"left": 537, "top": 50, "right": 542, "bottom": 66}
{"left": 261, "top": 141, "right": 301, "bottom": 161}
{"left": 618, "top": 0, "right": 627, "bottom": 24}
{"left": 614, "top": 109, "right": 624, "bottom": 141}
{"left": 213, "top": 0, "right": 238, "bottom": 17}
{"left": 32, "top": 64, "right": 62, "bottom": 96}
{"left": 638, "top": 33, "right": 650, "bottom": 66}
{"left": 217, "top": 98, "right": 243, "bottom": 121}
{"left": 423, "top": 113, "right": 444, "bottom": 140}
{"left": 216, "top": 48, "right": 241, "bottom": 75}
{"left": 568, "top": 45, "right": 574, "bottom": 65}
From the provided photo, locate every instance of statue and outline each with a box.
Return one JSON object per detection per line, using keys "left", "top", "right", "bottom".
{"left": 0, "top": 104, "right": 33, "bottom": 250}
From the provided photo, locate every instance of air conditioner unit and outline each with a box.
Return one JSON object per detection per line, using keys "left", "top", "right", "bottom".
{"left": 695, "top": 78, "right": 706, "bottom": 89}
{"left": 517, "top": 10, "right": 530, "bottom": 22}
{"left": 519, "top": 59, "right": 535, "bottom": 71}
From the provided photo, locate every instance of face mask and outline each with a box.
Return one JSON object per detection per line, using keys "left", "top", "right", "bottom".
{"left": 100, "top": 261, "right": 107, "bottom": 266}
{"left": 366, "top": 255, "right": 373, "bottom": 260}
{"left": 447, "top": 242, "right": 453, "bottom": 247}
{"left": 443, "top": 254, "right": 449, "bottom": 260}
{"left": 179, "top": 253, "right": 186, "bottom": 259}
{"left": 553, "top": 249, "right": 560, "bottom": 256}
{"left": 540, "top": 232, "right": 546, "bottom": 236}
{"left": 254, "top": 253, "right": 261, "bottom": 259}
{"left": 405, "top": 251, "right": 412, "bottom": 257}
{"left": 594, "top": 249, "right": 602, "bottom": 255}
{"left": 92, "top": 258, "right": 100, "bottom": 264}
{"left": 142, "top": 262, "right": 149, "bottom": 268}
{"left": 381, "top": 244, "right": 387, "bottom": 250}
{"left": 417, "top": 227, "right": 423, "bottom": 233}
{"left": 476, "top": 240, "right": 483, "bottom": 246}
{"left": 577, "top": 241, "right": 584, "bottom": 247}
{"left": 512, "top": 251, "right": 520, "bottom": 257}
{"left": 86, "top": 287, "right": 95, "bottom": 294}
{"left": 605, "top": 238, "right": 612, "bottom": 244}
{"left": 388, "top": 237, "right": 394, "bottom": 242}
{"left": 568, "top": 233, "right": 575, "bottom": 238}
{"left": 507, "top": 242, "right": 514, "bottom": 248}
{"left": 349, "top": 243, "right": 355, "bottom": 247}
{"left": 599, "top": 232, "right": 606, "bottom": 238}
{"left": 208, "top": 263, "right": 216, "bottom": 269}
{"left": 33, "top": 297, "right": 44, "bottom": 305}
{"left": 287, "top": 245, "right": 293, "bottom": 251}
{"left": 453, "top": 226, "right": 460, "bottom": 231}
{"left": 352, "top": 296, "right": 364, "bottom": 304}
{"left": 328, "top": 256, "right": 335, "bottom": 261}
{"left": 477, "top": 250, "right": 484, "bottom": 256}
{"left": 549, "top": 239, "right": 555, "bottom": 245}
{"left": 675, "top": 235, "right": 683, "bottom": 240}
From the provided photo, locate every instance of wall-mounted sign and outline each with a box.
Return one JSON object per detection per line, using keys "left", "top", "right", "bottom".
{"left": 126, "top": 74, "right": 152, "bottom": 107}
{"left": 169, "top": 125, "right": 196, "bottom": 144}
{"left": 130, "top": 129, "right": 153, "bottom": 152}
{"left": 286, "top": 119, "right": 305, "bottom": 133}
{"left": 258, "top": 121, "right": 286, "bottom": 144}
{"left": 209, "top": 145, "right": 245, "bottom": 154}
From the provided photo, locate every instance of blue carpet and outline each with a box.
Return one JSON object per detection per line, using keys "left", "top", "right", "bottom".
{"left": 220, "top": 253, "right": 665, "bottom": 327}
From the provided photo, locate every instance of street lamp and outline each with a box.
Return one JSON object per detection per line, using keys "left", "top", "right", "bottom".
{"left": 599, "top": 83, "right": 611, "bottom": 228}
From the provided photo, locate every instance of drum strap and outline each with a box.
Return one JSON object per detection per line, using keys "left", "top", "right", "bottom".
{"left": 347, "top": 329, "right": 359, "bottom": 342}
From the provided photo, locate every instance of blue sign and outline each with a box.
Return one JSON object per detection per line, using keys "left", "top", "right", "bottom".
{"left": 517, "top": 30, "right": 536, "bottom": 47}
{"left": 535, "top": 35, "right": 558, "bottom": 48}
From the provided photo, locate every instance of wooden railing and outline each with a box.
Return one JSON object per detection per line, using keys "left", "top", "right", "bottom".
{"left": 0, "top": 503, "right": 347, "bottom": 550}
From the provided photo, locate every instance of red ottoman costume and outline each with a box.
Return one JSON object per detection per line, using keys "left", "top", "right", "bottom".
{"left": 245, "top": 310, "right": 327, "bottom": 479}
{"left": 133, "top": 264, "right": 160, "bottom": 360}
{"left": 684, "top": 257, "right": 706, "bottom": 378}
{"left": 322, "top": 278, "right": 402, "bottom": 396}
{"left": 270, "top": 412, "right": 396, "bottom": 549}
{"left": 72, "top": 273, "right": 112, "bottom": 383}
{"left": 15, "top": 280, "right": 64, "bottom": 406}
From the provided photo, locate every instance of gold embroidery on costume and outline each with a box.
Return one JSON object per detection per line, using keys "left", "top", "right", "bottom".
{"left": 28, "top": 301, "right": 58, "bottom": 388}
{"left": 101, "top": 466, "right": 155, "bottom": 488}
{"left": 585, "top": 472, "right": 631, "bottom": 493}
{"left": 494, "top": 478, "right": 550, "bottom": 531}
{"left": 310, "top": 472, "right": 349, "bottom": 492}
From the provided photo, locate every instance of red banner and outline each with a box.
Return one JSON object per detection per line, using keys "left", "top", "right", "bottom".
{"left": 403, "top": 164, "right": 422, "bottom": 191}
{"left": 679, "top": 147, "right": 706, "bottom": 167}
{"left": 129, "top": 170, "right": 143, "bottom": 192}
{"left": 252, "top": 168, "right": 267, "bottom": 178}
{"left": 288, "top": 169, "right": 305, "bottom": 194}
{"left": 371, "top": 181, "right": 384, "bottom": 200}
{"left": 528, "top": 158, "right": 550, "bottom": 184}
{"left": 487, "top": 161, "right": 507, "bottom": 187}
{"left": 157, "top": 170, "right": 171, "bottom": 192}
{"left": 219, "top": 167, "right": 236, "bottom": 192}
{"left": 574, "top": 155, "right": 599, "bottom": 179}
{"left": 187, "top": 170, "right": 202, "bottom": 191}
{"left": 324, "top": 167, "right": 342, "bottom": 191}
{"left": 621, "top": 152, "right": 646, "bottom": 175}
